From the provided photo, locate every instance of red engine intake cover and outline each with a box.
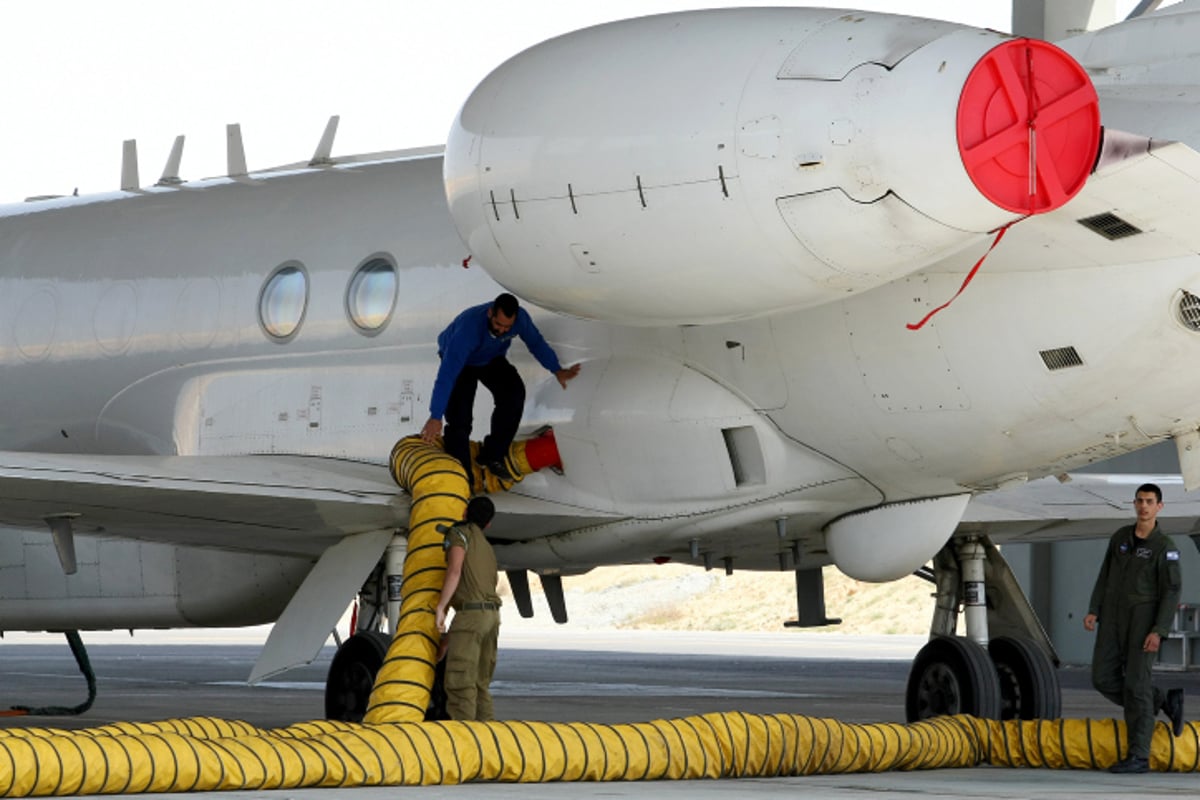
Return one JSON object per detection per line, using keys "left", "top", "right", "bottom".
{"left": 957, "top": 38, "right": 1101, "bottom": 215}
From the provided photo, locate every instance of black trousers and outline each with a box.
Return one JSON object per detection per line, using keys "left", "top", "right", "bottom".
{"left": 443, "top": 356, "right": 525, "bottom": 475}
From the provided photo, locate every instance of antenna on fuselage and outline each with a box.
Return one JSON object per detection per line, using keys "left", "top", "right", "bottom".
{"left": 226, "top": 123, "right": 248, "bottom": 177}
{"left": 120, "top": 139, "right": 139, "bottom": 190}
{"left": 157, "top": 135, "right": 186, "bottom": 186}
{"left": 310, "top": 115, "right": 340, "bottom": 166}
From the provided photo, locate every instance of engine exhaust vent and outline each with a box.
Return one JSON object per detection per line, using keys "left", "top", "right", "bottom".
{"left": 1178, "top": 290, "right": 1200, "bottom": 332}
{"left": 722, "top": 426, "right": 766, "bottom": 487}
{"left": 1040, "top": 346, "right": 1084, "bottom": 371}
{"left": 1077, "top": 212, "right": 1142, "bottom": 240}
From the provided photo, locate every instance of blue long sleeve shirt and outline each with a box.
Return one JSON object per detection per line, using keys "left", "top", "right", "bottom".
{"left": 429, "top": 302, "right": 563, "bottom": 419}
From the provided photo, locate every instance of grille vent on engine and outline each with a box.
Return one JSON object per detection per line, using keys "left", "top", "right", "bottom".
{"left": 1077, "top": 212, "right": 1142, "bottom": 240}
{"left": 1178, "top": 291, "right": 1200, "bottom": 332}
{"left": 1039, "top": 346, "right": 1084, "bottom": 371}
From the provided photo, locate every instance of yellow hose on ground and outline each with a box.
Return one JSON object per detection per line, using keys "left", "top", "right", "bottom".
{"left": 0, "top": 714, "right": 1197, "bottom": 795}
{"left": 0, "top": 437, "right": 1198, "bottom": 796}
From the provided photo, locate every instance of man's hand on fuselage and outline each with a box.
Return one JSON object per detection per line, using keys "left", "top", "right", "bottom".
{"left": 556, "top": 363, "right": 581, "bottom": 389}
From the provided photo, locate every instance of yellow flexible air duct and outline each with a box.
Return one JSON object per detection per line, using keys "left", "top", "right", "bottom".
{"left": 0, "top": 714, "right": 1198, "bottom": 795}
{"left": 0, "top": 437, "right": 1197, "bottom": 796}
{"left": 360, "top": 437, "right": 467, "bottom": 724}
{"left": 363, "top": 435, "right": 531, "bottom": 724}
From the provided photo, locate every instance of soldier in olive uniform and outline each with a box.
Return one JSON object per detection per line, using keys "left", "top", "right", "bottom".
{"left": 1084, "top": 483, "right": 1185, "bottom": 774}
{"left": 435, "top": 496, "right": 502, "bottom": 721}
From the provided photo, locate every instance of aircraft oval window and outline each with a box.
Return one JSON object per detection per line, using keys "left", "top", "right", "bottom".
{"left": 346, "top": 256, "right": 398, "bottom": 334}
{"left": 259, "top": 263, "right": 308, "bottom": 342}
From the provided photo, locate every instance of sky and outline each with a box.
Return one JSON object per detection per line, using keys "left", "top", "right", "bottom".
{"left": 0, "top": 0, "right": 1166, "bottom": 204}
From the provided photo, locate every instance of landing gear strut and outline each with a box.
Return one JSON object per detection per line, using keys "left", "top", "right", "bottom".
{"left": 325, "top": 532, "right": 417, "bottom": 721}
{"left": 905, "top": 535, "right": 1061, "bottom": 722}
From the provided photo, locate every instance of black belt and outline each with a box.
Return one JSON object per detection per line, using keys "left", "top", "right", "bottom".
{"left": 460, "top": 602, "right": 498, "bottom": 611}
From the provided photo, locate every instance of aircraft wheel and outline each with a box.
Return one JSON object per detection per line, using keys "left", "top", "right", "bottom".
{"left": 324, "top": 631, "right": 390, "bottom": 721}
{"left": 905, "top": 635, "right": 1002, "bottom": 722}
{"left": 989, "top": 635, "right": 1061, "bottom": 720}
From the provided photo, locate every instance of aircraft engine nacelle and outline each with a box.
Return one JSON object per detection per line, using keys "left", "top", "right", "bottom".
{"left": 445, "top": 9, "right": 1099, "bottom": 325}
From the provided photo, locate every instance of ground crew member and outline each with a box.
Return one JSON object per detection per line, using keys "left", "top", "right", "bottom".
{"left": 435, "top": 496, "right": 502, "bottom": 721}
{"left": 420, "top": 293, "right": 580, "bottom": 482}
{"left": 1084, "top": 482, "right": 1185, "bottom": 773}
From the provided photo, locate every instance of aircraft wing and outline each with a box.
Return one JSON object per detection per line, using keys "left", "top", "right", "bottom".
{"left": 0, "top": 449, "right": 627, "bottom": 678}
{"left": 0, "top": 451, "right": 622, "bottom": 559}
{"left": 962, "top": 471, "right": 1200, "bottom": 544}
{"left": 0, "top": 452, "right": 408, "bottom": 558}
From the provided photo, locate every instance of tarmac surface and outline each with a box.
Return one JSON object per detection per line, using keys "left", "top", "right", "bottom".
{"left": 3, "top": 629, "right": 1200, "bottom": 798}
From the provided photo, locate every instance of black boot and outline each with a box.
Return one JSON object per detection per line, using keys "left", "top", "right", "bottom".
{"left": 1163, "top": 688, "right": 1185, "bottom": 737}
{"left": 481, "top": 457, "right": 514, "bottom": 482}
{"left": 1109, "top": 755, "right": 1149, "bottom": 774}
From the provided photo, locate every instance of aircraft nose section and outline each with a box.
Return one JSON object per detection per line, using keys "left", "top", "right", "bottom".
{"left": 956, "top": 38, "right": 1101, "bottom": 215}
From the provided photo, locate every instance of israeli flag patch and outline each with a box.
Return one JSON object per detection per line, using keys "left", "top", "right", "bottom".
{"left": 1167, "top": 550, "right": 1181, "bottom": 561}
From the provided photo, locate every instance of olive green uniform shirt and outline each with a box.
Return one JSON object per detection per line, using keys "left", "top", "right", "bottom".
{"left": 1088, "top": 523, "right": 1181, "bottom": 639}
{"left": 442, "top": 521, "right": 501, "bottom": 721}
{"left": 444, "top": 522, "right": 501, "bottom": 609}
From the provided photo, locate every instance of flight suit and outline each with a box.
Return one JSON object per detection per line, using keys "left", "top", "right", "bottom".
{"left": 1088, "top": 523, "right": 1182, "bottom": 758}
{"left": 443, "top": 521, "right": 502, "bottom": 721}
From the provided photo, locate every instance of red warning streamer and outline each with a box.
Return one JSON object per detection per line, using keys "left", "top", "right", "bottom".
{"left": 906, "top": 224, "right": 1011, "bottom": 331}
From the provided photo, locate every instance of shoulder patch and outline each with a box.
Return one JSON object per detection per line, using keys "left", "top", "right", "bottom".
{"left": 443, "top": 525, "right": 469, "bottom": 551}
{"left": 1167, "top": 550, "right": 1181, "bottom": 561}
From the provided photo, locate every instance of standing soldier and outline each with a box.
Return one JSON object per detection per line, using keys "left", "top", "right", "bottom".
{"left": 1084, "top": 482, "right": 1185, "bottom": 773}
{"left": 435, "top": 496, "right": 502, "bottom": 721}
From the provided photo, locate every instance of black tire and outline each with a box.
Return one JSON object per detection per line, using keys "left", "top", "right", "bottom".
{"left": 324, "top": 631, "right": 391, "bottom": 721}
{"left": 905, "top": 635, "right": 1003, "bottom": 722}
{"left": 989, "top": 635, "right": 1061, "bottom": 720}
{"left": 426, "top": 658, "right": 450, "bottom": 721}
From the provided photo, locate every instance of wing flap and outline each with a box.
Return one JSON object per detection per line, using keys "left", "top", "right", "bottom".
{"left": 250, "top": 528, "right": 396, "bottom": 683}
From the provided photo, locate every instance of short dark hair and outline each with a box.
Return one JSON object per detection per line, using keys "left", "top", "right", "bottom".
{"left": 1136, "top": 483, "right": 1162, "bottom": 503}
{"left": 492, "top": 293, "right": 519, "bottom": 318}
{"left": 465, "top": 496, "right": 495, "bottom": 527}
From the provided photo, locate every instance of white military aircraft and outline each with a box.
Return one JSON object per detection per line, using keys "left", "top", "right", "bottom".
{"left": 1, "top": 0, "right": 1197, "bottom": 724}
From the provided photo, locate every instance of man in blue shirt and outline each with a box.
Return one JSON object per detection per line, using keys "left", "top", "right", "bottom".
{"left": 420, "top": 293, "right": 580, "bottom": 481}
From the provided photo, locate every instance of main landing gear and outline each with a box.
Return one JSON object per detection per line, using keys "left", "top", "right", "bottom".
{"left": 325, "top": 536, "right": 413, "bottom": 722}
{"left": 904, "top": 535, "right": 1061, "bottom": 722}
{"left": 325, "top": 630, "right": 390, "bottom": 722}
{"left": 322, "top": 534, "right": 577, "bottom": 721}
